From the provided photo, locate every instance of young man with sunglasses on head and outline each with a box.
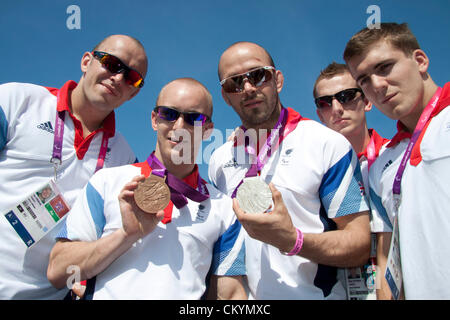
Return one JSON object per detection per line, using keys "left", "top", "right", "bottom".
{"left": 314, "top": 62, "right": 389, "bottom": 299}
{"left": 208, "top": 41, "right": 371, "bottom": 299}
{"left": 0, "top": 34, "right": 147, "bottom": 299}
{"left": 344, "top": 22, "right": 450, "bottom": 300}
{"left": 47, "top": 78, "right": 247, "bottom": 300}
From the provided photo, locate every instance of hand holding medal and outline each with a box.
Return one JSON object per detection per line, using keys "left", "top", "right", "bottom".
{"left": 118, "top": 175, "right": 166, "bottom": 240}
{"left": 233, "top": 183, "right": 301, "bottom": 254}
{"left": 134, "top": 174, "right": 171, "bottom": 213}
{"left": 235, "top": 176, "right": 273, "bottom": 214}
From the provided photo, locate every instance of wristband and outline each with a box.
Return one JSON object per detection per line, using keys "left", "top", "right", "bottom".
{"left": 280, "top": 228, "right": 303, "bottom": 256}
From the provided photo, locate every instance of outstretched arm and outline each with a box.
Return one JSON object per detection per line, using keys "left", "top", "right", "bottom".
{"left": 233, "top": 183, "right": 370, "bottom": 268}
{"left": 47, "top": 175, "right": 164, "bottom": 289}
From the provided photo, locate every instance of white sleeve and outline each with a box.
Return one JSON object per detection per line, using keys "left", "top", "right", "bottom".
{"left": 57, "top": 171, "right": 106, "bottom": 241}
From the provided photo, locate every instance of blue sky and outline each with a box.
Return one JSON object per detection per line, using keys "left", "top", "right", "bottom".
{"left": 1, "top": 0, "right": 449, "bottom": 180}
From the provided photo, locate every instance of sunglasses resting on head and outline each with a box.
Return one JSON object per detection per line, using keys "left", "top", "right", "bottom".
{"left": 315, "top": 88, "right": 363, "bottom": 109}
{"left": 92, "top": 51, "right": 145, "bottom": 88}
{"left": 154, "top": 106, "right": 211, "bottom": 126}
{"left": 220, "top": 66, "right": 275, "bottom": 93}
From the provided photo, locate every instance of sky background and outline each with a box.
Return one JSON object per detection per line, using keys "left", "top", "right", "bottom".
{"left": 1, "top": 0, "right": 449, "bottom": 181}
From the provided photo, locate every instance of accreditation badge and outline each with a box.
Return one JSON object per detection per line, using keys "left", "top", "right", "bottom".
{"left": 3, "top": 180, "right": 70, "bottom": 248}
{"left": 385, "top": 215, "right": 403, "bottom": 299}
{"left": 344, "top": 233, "right": 377, "bottom": 300}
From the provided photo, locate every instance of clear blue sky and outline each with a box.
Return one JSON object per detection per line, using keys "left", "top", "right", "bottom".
{"left": 1, "top": 0, "right": 449, "bottom": 180}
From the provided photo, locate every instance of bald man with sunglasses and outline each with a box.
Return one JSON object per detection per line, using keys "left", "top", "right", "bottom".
{"left": 313, "top": 62, "right": 390, "bottom": 299}
{"left": 0, "top": 34, "right": 147, "bottom": 299}
{"left": 208, "top": 41, "right": 371, "bottom": 300}
{"left": 47, "top": 78, "right": 246, "bottom": 300}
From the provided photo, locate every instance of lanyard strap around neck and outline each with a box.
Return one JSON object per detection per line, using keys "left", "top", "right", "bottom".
{"left": 146, "top": 152, "right": 209, "bottom": 209}
{"left": 231, "top": 107, "right": 288, "bottom": 198}
{"left": 50, "top": 108, "right": 110, "bottom": 180}
{"left": 245, "top": 107, "right": 287, "bottom": 177}
{"left": 392, "top": 87, "right": 442, "bottom": 202}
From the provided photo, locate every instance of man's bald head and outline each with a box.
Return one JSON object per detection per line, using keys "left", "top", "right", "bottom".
{"left": 156, "top": 78, "right": 213, "bottom": 118}
{"left": 93, "top": 34, "right": 148, "bottom": 79}
{"left": 218, "top": 41, "right": 275, "bottom": 80}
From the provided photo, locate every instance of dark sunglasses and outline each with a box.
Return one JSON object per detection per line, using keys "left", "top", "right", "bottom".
{"left": 92, "top": 51, "right": 144, "bottom": 88}
{"left": 220, "top": 66, "right": 275, "bottom": 93}
{"left": 315, "top": 88, "right": 363, "bottom": 109}
{"left": 154, "top": 106, "right": 211, "bottom": 126}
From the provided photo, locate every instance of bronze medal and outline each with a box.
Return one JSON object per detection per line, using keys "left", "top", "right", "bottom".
{"left": 134, "top": 175, "right": 171, "bottom": 213}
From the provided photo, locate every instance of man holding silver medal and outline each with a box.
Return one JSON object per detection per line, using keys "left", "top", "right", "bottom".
{"left": 47, "top": 78, "right": 247, "bottom": 299}
{"left": 209, "top": 41, "right": 371, "bottom": 299}
{"left": 0, "top": 35, "right": 147, "bottom": 299}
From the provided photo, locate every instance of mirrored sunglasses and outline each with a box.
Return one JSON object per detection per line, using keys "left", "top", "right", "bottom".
{"left": 92, "top": 51, "right": 144, "bottom": 88}
{"left": 220, "top": 66, "right": 275, "bottom": 93}
{"left": 154, "top": 106, "right": 210, "bottom": 126}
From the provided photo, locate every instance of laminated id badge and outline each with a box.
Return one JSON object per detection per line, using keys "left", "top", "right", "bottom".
{"left": 385, "top": 215, "right": 403, "bottom": 300}
{"left": 3, "top": 180, "right": 70, "bottom": 248}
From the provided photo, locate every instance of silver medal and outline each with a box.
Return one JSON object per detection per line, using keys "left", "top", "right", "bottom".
{"left": 236, "top": 176, "right": 272, "bottom": 213}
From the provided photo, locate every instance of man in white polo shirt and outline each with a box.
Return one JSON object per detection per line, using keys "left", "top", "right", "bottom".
{"left": 313, "top": 62, "right": 390, "bottom": 299}
{"left": 0, "top": 34, "right": 148, "bottom": 299}
{"left": 209, "top": 41, "right": 371, "bottom": 299}
{"left": 47, "top": 78, "right": 246, "bottom": 299}
{"left": 344, "top": 22, "right": 450, "bottom": 299}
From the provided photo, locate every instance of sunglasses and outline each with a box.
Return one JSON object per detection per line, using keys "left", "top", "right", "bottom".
{"left": 154, "top": 106, "right": 211, "bottom": 126}
{"left": 315, "top": 88, "right": 363, "bottom": 109}
{"left": 220, "top": 66, "right": 275, "bottom": 93}
{"left": 92, "top": 51, "right": 144, "bottom": 88}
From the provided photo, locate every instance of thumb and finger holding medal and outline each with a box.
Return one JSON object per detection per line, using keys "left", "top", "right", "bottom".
{"left": 118, "top": 175, "right": 166, "bottom": 237}
{"left": 233, "top": 180, "right": 297, "bottom": 251}
{"left": 234, "top": 179, "right": 292, "bottom": 228}
{"left": 129, "top": 165, "right": 293, "bottom": 242}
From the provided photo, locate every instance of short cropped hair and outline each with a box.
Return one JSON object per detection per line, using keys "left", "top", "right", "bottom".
{"left": 156, "top": 78, "right": 213, "bottom": 119}
{"left": 313, "top": 62, "right": 350, "bottom": 98}
{"left": 218, "top": 41, "right": 276, "bottom": 80}
{"left": 343, "top": 23, "right": 421, "bottom": 62}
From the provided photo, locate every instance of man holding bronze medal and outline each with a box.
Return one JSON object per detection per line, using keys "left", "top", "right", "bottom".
{"left": 47, "top": 78, "right": 247, "bottom": 299}
{"left": 0, "top": 34, "right": 147, "bottom": 299}
{"left": 208, "top": 42, "right": 371, "bottom": 299}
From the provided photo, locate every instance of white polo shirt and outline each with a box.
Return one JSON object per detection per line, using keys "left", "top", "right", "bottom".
{"left": 369, "top": 83, "right": 450, "bottom": 299}
{"left": 0, "top": 81, "right": 136, "bottom": 299}
{"left": 59, "top": 161, "right": 245, "bottom": 299}
{"left": 208, "top": 107, "right": 369, "bottom": 300}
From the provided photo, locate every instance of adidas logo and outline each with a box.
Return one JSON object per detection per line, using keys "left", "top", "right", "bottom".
{"left": 224, "top": 158, "right": 239, "bottom": 168}
{"left": 381, "top": 159, "right": 393, "bottom": 174}
{"left": 37, "top": 121, "right": 54, "bottom": 134}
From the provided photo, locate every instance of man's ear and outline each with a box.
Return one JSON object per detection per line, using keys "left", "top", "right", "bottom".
{"left": 274, "top": 69, "right": 284, "bottom": 94}
{"left": 363, "top": 96, "right": 373, "bottom": 112}
{"left": 412, "top": 49, "right": 430, "bottom": 75}
{"left": 151, "top": 111, "right": 158, "bottom": 131}
{"left": 221, "top": 88, "right": 232, "bottom": 106}
{"left": 316, "top": 109, "right": 325, "bottom": 123}
{"left": 80, "top": 52, "right": 93, "bottom": 73}
{"left": 202, "top": 121, "right": 214, "bottom": 140}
